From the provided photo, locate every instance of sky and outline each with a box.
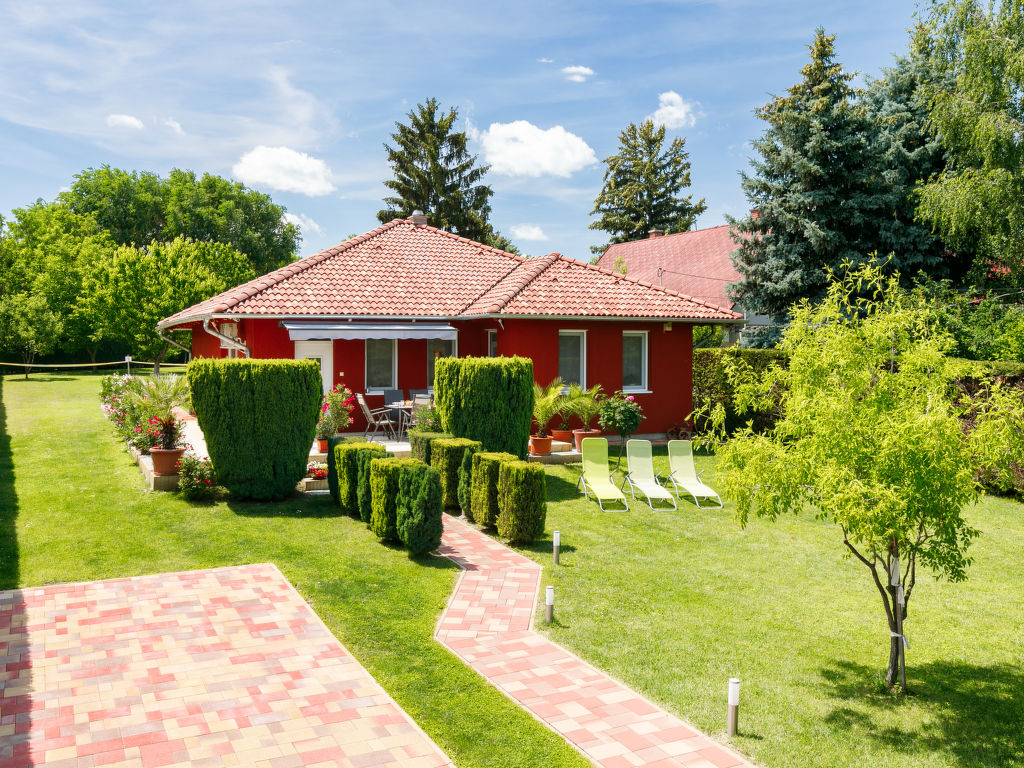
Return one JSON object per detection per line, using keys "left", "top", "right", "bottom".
{"left": 0, "top": 0, "right": 922, "bottom": 263}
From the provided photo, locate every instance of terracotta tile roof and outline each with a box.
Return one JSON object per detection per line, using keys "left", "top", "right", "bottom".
{"left": 159, "top": 219, "right": 741, "bottom": 329}
{"left": 595, "top": 225, "right": 742, "bottom": 309}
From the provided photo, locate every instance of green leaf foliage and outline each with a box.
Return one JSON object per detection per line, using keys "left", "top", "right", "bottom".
{"left": 0, "top": 293, "right": 62, "bottom": 374}
{"left": 186, "top": 359, "right": 321, "bottom": 500}
{"left": 589, "top": 120, "right": 707, "bottom": 256}
{"left": 706, "top": 263, "right": 1024, "bottom": 686}
{"left": 434, "top": 357, "right": 534, "bottom": 458}
{"left": 397, "top": 461, "right": 444, "bottom": 554}
{"left": 457, "top": 443, "right": 480, "bottom": 517}
{"left": 408, "top": 431, "right": 453, "bottom": 464}
{"left": 692, "top": 348, "right": 787, "bottom": 434}
{"left": 430, "top": 438, "right": 482, "bottom": 509}
{"left": 470, "top": 452, "right": 518, "bottom": 528}
{"left": 334, "top": 442, "right": 387, "bottom": 517}
{"left": 496, "top": 460, "right": 547, "bottom": 544}
{"left": 370, "top": 457, "right": 421, "bottom": 542}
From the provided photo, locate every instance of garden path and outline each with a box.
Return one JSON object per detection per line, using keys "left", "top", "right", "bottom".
{"left": 0, "top": 564, "right": 453, "bottom": 768}
{"left": 436, "top": 514, "right": 752, "bottom": 768}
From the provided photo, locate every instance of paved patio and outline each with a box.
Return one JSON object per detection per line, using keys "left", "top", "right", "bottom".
{"left": 0, "top": 564, "right": 452, "bottom": 768}
{"left": 436, "top": 515, "right": 752, "bottom": 768}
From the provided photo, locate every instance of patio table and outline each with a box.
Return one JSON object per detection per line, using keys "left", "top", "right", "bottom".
{"left": 387, "top": 400, "right": 415, "bottom": 439}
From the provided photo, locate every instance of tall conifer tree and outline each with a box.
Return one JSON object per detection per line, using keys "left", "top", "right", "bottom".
{"left": 589, "top": 120, "right": 706, "bottom": 256}
{"left": 377, "top": 98, "right": 493, "bottom": 241}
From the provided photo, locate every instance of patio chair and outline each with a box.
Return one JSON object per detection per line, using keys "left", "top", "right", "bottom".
{"left": 409, "top": 388, "right": 429, "bottom": 399}
{"left": 622, "top": 439, "right": 676, "bottom": 511}
{"left": 577, "top": 437, "right": 628, "bottom": 512}
{"left": 383, "top": 388, "right": 405, "bottom": 422}
{"left": 666, "top": 440, "right": 723, "bottom": 509}
{"left": 356, "top": 393, "right": 397, "bottom": 440}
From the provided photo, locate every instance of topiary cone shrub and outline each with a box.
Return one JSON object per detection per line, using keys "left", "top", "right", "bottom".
{"left": 434, "top": 357, "right": 533, "bottom": 459}
{"left": 397, "top": 462, "right": 444, "bottom": 554}
{"left": 497, "top": 460, "right": 547, "bottom": 544}
{"left": 187, "top": 359, "right": 321, "bottom": 500}
{"left": 430, "top": 437, "right": 482, "bottom": 509}
{"left": 471, "top": 451, "right": 518, "bottom": 528}
{"left": 370, "top": 457, "right": 421, "bottom": 542}
{"left": 409, "top": 431, "right": 453, "bottom": 464}
{"left": 334, "top": 442, "right": 387, "bottom": 517}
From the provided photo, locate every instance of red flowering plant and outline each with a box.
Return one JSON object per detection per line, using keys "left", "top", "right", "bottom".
{"left": 306, "top": 461, "right": 329, "bottom": 480}
{"left": 316, "top": 383, "right": 355, "bottom": 439}
{"left": 176, "top": 454, "right": 217, "bottom": 501}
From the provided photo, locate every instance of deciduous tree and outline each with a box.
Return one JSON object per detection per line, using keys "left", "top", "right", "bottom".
{"left": 0, "top": 293, "right": 62, "bottom": 377}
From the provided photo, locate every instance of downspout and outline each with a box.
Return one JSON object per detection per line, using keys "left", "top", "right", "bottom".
{"left": 203, "top": 318, "right": 251, "bottom": 357}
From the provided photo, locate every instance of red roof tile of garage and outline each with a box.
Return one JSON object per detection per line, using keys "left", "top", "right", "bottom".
{"left": 596, "top": 225, "right": 742, "bottom": 309}
{"left": 158, "top": 219, "right": 741, "bottom": 329}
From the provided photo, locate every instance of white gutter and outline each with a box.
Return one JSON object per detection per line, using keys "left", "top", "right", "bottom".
{"left": 203, "top": 318, "right": 251, "bottom": 357}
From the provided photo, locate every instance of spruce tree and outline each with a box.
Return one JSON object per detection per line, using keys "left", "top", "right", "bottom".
{"left": 729, "top": 30, "right": 889, "bottom": 343}
{"left": 589, "top": 120, "right": 706, "bottom": 256}
{"left": 377, "top": 98, "right": 493, "bottom": 241}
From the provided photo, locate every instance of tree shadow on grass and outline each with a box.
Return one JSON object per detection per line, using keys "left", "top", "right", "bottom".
{"left": 226, "top": 492, "right": 345, "bottom": 518}
{"left": 0, "top": 377, "right": 19, "bottom": 590}
{"left": 546, "top": 472, "right": 583, "bottom": 502}
{"left": 820, "top": 659, "right": 1024, "bottom": 768}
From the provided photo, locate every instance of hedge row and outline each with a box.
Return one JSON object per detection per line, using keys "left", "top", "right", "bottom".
{"left": 430, "top": 438, "right": 482, "bottom": 509}
{"left": 410, "top": 431, "right": 453, "bottom": 463}
{"left": 370, "top": 457, "right": 421, "bottom": 542}
{"left": 334, "top": 442, "right": 389, "bottom": 517}
{"left": 470, "top": 451, "right": 517, "bottom": 527}
{"left": 397, "top": 462, "right": 444, "bottom": 553}
{"left": 187, "top": 359, "right": 321, "bottom": 500}
{"left": 692, "top": 348, "right": 787, "bottom": 435}
{"left": 497, "top": 461, "right": 546, "bottom": 544}
{"left": 434, "top": 357, "right": 533, "bottom": 459}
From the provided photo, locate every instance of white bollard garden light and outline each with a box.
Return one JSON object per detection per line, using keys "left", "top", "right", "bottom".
{"left": 545, "top": 585, "right": 554, "bottom": 624}
{"left": 727, "top": 677, "right": 740, "bottom": 736}
{"left": 553, "top": 530, "right": 560, "bottom": 565}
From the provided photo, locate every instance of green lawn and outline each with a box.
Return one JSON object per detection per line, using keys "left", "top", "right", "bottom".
{"left": 524, "top": 451, "right": 1024, "bottom": 768}
{"left": 0, "top": 375, "right": 591, "bottom": 768}
{"left": 4, "top": 375, "right": 1022, "bottom": 768}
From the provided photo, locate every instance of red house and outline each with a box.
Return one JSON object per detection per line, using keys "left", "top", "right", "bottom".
{"left": 158, "top": 216, "right": 742, "bottom": 434}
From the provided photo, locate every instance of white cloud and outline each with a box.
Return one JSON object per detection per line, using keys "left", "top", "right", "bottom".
{"left": 510, "top": 224, "right": 548, "bottom": 241}
{"left": 283, "top": 212, "right": 323, "bottom": 235}
{"left": 476, "top": 121, "right": 596, "bottom": 178}
{"left": 538, "top": 57, "right": 554, "bottom": 64}
{"left": 648, "top": 91, "right": 699, "bottom": 130}
{"left": 163, "top": 117, "right": 184, "bottom": 135}
{"left": 106, "top": 113, "right": 144, "bottom": 130}
{"left": 233, "top": 146, "right": 336, "bottom": 196}
{"left": 561, "top": 65, "right": 594, "bottom": 83}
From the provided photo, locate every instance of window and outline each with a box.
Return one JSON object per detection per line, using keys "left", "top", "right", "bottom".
{"left": 365, "top": 339, "right": 396, "bottom": 391}
{"left": 487, "top": 329, "right": 498, "bottom": 358}
{"left": 427, "top": 338, "right": 456, "bottom": 389}
{"left": 558, "top": 331, "right": 586, "bottom": 386}
{"left": 622, "top": 331, "right": 648, "bottom": 391}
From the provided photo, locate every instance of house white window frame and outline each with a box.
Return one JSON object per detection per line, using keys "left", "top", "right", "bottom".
{"left": 621, "top": 330, "right": 649, "bottom": 393}
{"left": 427, "top": 336, "right": 458, "bottom": 393}
{"left": 365, "top": 338, "right": 398, "bottom": 393}
{"left": 487, "top": 329, "right": 498, "bottom": 358}
{"left": 558, "top": 330, "right": 587, "bottom": 388}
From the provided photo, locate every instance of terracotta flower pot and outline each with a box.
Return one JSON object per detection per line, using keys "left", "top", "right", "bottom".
{"left": 529, "top": 435, "right": 553, "bottom": 456}
{"left": 316, "top": 438, "right": 329, "bottom": 453}
{"left": 572, "top": 428, "right": 602, "bottom": 452}
{"left": 550, "top": 429, "right": 573, "bottom": 443}
{"left": 150, "top": 447, "right": 186, "bottom": 476}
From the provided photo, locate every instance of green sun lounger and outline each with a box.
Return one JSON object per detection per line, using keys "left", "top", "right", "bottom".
{"left": 622, "top": 439, "right": 677, "bottom": 510}
{"left": 667, "top": 440, "right": 723, "bottom": 509}
{"left": 577, "top": 437, "right": 628, "bottom": 511}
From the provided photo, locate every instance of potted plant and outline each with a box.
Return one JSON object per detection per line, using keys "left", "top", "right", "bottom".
{"left": 568, "top": 384, "right": 604, "bottom": 451}
{"left": 130, "top": 373, "right": 190, "bottom": 476}
{"left": 315, "top": 415, "right": 334, "bottom": 453}
{"left": 530, "top": 377, "right": 564, "bottom": 455}
{"left": 325, "top": 384, "right": 355, "bottom": 434}
{"left": 598, "top": 390, "right": 644, "bottom": 467}
{"left": 550, "top": 389, "right": 574, "bottom": 444}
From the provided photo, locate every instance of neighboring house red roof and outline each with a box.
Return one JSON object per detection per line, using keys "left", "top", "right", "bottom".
{"left": 596, "top": 225, "right": 741, "bottom": 309}
{"left": 158, "top": 219, "right": 742, "bottom": 329}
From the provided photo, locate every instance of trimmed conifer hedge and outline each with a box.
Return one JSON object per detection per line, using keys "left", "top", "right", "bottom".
{"left": 397, "top": 462, "right": 444, "bottom": 554}
{"left": 369, "top": 457, "right": 420, "bottom": 541}
{"left": 334, "top": 442, "right": 386, "bottom": 517}
{"left": 434, "top": 357, "right": 533, "bottom": 459}
{"left": 496, "top": 460, "right": 547, "bottom": 544}
{"left": 430, "top": 438, "right": 482, "bottom": 509}
{"left": 458, "top": 443, "right": 480, "bottom": 518}
{"left": 409, "top": 431, "right": 453, "bottom": 463}
{"left": 187, "top": 359, "right": 321, "bottom": 500}
{"left": 356, "top": 446, "right": 390, "bottom": 522}
{"left": 470, "top": 451, "right": 517, "bottom": 527}
{"left": 326, "top": 434, "right": 367, "bottom": 502}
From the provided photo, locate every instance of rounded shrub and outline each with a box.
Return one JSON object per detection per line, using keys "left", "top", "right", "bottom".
{"left": 334, "top": 442, "right": 386, "bottom": 517}
{"left": 470, "top": 451, "right": 517, "bottom": 528}
{"left": 409, "top": 431, "right": 453, "bottom": 463}
{"left": 369, "top": 457, "right": 420, "bottom": 542}
{"left": 458, "top": 443, "right": 480, "bottom": 518}
{"left": 430, "top": 438, "right": 482, "bottom": 509}
{"left": 497, "top": 460, "right": 547, "bottom": 544}
{"left": 397, "top": 462, "right": 444, "bottom": 554}
{"left": 187, "top": 359, "right": 321, "bottom": 500}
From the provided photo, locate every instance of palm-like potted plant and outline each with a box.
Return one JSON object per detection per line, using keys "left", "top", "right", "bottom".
{"left": 568, "top": 384, "right": 604, "bottom": 451}
{"left": 549, "top": 389, "right": 574, "bottom": 444}
{"left": 530, "top": 377, "right": 564, "bottom": 456}
{"left": 130, "top": 373, "right": 191, "bottom": 476}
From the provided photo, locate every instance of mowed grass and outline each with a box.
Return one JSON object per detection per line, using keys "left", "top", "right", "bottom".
{"left": 0, "top": 375, "right": 591, "bottom": 768}
{"left": 519, "top": 450, "right": 1024, "bottom": 768}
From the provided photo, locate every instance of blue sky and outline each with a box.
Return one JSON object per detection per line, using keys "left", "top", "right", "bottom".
{"left": 1, "top": 0, "right": 920, "bottom": 262}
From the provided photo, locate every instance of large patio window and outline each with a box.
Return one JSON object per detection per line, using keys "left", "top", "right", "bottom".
{"left": 622, "top": 331, "right": 648, "bottom": 392}
{"left": 427, "top": 338, "right": 456, "bottom": 389}
{"left": 558, "top": 330, "right": 586, "bottom": 386}
{"left": 365, "top": 339, "right": 397, "bottom": 392}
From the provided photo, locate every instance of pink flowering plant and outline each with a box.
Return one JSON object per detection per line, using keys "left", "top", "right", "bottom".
{"left": 176, "top": 454, "right": 217, "bottom": 501}
{"left": 598, "top": 390, "right": 645, "bottom": 466}
{"left": 306, "top": 461, "right": 329, "bottom": 480}
{"left": 316, "top": 383, "right": 355, "bottom": 438}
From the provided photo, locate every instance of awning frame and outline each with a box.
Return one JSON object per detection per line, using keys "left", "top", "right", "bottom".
{"left": 282, "top": 321, "right": 458, "bottom": 341}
